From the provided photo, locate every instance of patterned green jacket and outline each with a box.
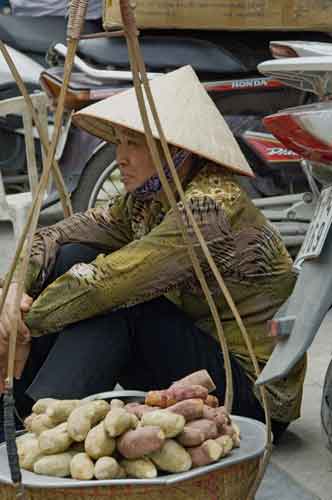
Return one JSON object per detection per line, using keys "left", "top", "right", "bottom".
{"left": 14, "top": 163, "right": 306, "bottom": 422}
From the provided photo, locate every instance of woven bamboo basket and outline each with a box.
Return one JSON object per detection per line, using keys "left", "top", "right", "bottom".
{"left": 0, "top": 409, "right": 266, "bottom": 500}
{"left": 0, "top": 458, "right": 259, "bottom": 500}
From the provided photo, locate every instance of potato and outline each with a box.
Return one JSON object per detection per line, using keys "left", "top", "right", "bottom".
{"left": 117, "top": 427, "right": 165, "bottom": 459}
{"left": 17, "top": 435, "right": 42, "bottom": 471}
{"left": 167, "top": 399, "right": 204, "bottom": 422}
{"left": 104, "top": 408, "right": 136, "bottom": 438}
{"left": 121, "top": 458, "right": 157, "bottom": 479}
{"left": 85, "top": 422, "right": 116, "bottom": 460}
{"left": 215, "top": 435, "right": 234, "bottom": 456}
{"left": 149, "top": 439, "right": 192, "bottom": 473}
{"left": 141, "top": 410, "right": 185, "bottom": 438}
{"left": 67, "top": 400, "right": 110, "bottom": 442}
{"left": 110, "top": 399, "right": 125, "bottom": 410}
{"left": 33, "top": 452, "right": 74, "bottom": 477}
{"left": 94, "top": 457, "right": 121, "bottom": 479}
{"left": 70, "top": 453, "right": 94, "bottom": 480}
{"left": 39, "top": 422, "right": 73, "bottom": 454}
{"left": 30, "top": 414, "right": 57, "bottom": 435}
{"left": 187, "top": 439, "right": 223, "bottom": 467}
{"left": 32, "top": 398, "right": 57, "bottom": 415}
{"left": 46, "top": 400, "right": 81, "bottom": 424}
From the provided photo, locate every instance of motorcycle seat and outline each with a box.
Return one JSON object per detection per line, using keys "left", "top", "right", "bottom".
{"left": 0, "top": 15, "right": 99, "bottom": 55}
{"left": 77, "top": 35, "right": 247, "bottom": 75}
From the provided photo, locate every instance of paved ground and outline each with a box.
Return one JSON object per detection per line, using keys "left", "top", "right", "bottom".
{"left": 1, "top": 207, "right": 332, "bottom": 498}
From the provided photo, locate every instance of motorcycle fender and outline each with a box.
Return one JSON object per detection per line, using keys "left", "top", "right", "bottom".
{"left": 43, "top": 125, "right": 104, "bottom": 208}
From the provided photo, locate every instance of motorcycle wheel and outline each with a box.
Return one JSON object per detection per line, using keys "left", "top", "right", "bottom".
{"left": 70, "top": 144, "right": 124, "bottom": 212}
{"left": 321, "top": 359, "right": 332, "bottom": 453}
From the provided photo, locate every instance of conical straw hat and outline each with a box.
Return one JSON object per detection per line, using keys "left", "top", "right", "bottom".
{"left": 73, "top": 65, "right": 253, "bottom": 177}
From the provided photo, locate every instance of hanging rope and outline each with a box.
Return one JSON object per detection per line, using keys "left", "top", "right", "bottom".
{"left": 119, "top": 2, "right": 272, "bottom": 497}
{"left": 0, "top": 1, "right": 89, "bottom": 494}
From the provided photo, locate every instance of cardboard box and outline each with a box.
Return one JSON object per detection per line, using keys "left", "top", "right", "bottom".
{"left": 103, "top": 0, "right": 332, "bottom": 31}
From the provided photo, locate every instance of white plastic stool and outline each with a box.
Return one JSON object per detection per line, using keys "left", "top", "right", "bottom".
{"left": 0, "top": 92, "right": 49, "bottom": 241}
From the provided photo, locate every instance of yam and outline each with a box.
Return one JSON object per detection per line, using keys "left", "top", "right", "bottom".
{"left": 38, "top": 422, "right": 73, "bottom": 454}
{"left": 202, "top": 406, "right": 228, "bottom": 431}
{"left": 104, "top": 408, "right": 136, "bottom": 438}
{"left": 145, "top": 385, "right": 208, "bottom": 408}
{"left": 177, "top": 427, "right": 206, "bottom": 447}
{"left": 141, "top": 410, "right": 185, "bottom": 438}
{"left": 46, "top": 400, "right": 81, "bottom": 424}
{"left": 121, "top": 458, "right": 157, "bottom": 479}
{"left": 94, "top": 457, "right": 121, "bottom": 479}
{"left": 67, "top": 400, "right": 109, "bottom": 442}
{"left": 187, "top": 439, "right": 223, "bottom": 467}
{"left": 110, "top": 399, "right": 125, "bottom": 410}
{"left": 32, "top": 398, "right": 57, "bottom": 415}
{"left": 125, "top": 403, "right": 157, "bottom": 419}
{"left": 17, "top": 435, "right": 42, "bottom": 471}
{"left": 30, "top": 414, "right": 57, "bottom": 435}
{"left": 70, "top": 453, "right": 94, "bottom": 480}
{"left": 117, "top": 426, "right": 165, "bottom": 459}
{"left": 167, "top": 399, "right": 204, "bottom": 422}
{"left": 205, "top": 395, "right": 219, "bottom": 408}
{"left": 33, "top": 452, "right": 74, "bottom": 477}
{"left": 172, "top": 370, "right": 216, "bottom": 393}
{"left": 149, "top": 439, "right": 192, "bottom": 473}
{"left": 185, "top": 419, "right": 218, "bottom": 440}
{"left": 85, "top": 421, "right": 116, "bottom": 460}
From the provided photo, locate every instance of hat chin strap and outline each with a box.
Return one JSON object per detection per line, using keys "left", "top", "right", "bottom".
{"left": 133, "top": 148, "right": 192, "bottom": 199}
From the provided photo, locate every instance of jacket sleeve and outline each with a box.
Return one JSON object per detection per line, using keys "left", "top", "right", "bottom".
{"left": 24, "top": 193, "right": 237, "bottom": 337}
{"left": 11, "top": 196, "right": 133, "bottom": 298}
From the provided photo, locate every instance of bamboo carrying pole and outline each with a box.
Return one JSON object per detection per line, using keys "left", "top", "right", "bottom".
{"left": 0, "top": 1, "right": 89, "bottom": 495}
{"left": 118, "top": 2, "right": 272, "bottom": 498}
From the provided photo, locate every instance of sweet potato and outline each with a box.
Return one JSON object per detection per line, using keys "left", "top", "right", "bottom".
{"left": 186, "top": 419, "right": 218, "bottom": 440}
{"left": 104, "top": 408, "right": 136, "bottom": 438}
{"left": 67, "top": 400, "right": 110, "bottom": 442}
{"left": 145, "top": 385, "right": 208, "bottom": 408}
{"left": 117, "top": 426, "right": 165, "bottom": 459}
{"left": 121, "top": 458, "right": 158, "bottom": 479}
{"left": 172, "top": 370, "right": 216, "bottom": 393}
{"left": 110, "top": 399, "right": 125, "bottom": 410}
{"left": 46, "top": 400, "right": 81, "bottom": 424}
{"left": 70, "top": 453, "right": 94, "bottom": 480}
{"left": 85, "top": 421, "right": 116, "bottom": 460}
{"left": 167, "top": 399, "right": 204, "bottom": 422}
{"left": 32, "top": 398, "right": 57, "bottom": 415}
{"left": 33, "top": 452, "right": 74, "bottom": 477}
{"left": 125, "top": 403, "right": 158, "bottom": 419}
{"left": 187, "top": 439, "right": 223, "bottom": 467}
{"left": 17, "top": 434, "right": 43, "bottom": 471}
{"left": 141, "top": 410, "right": 185, "bottom": 438}
{"left": 38, "top": 422, "right": 73, "bottom": 455}
{"left": 30, "top": 414, "right": 57, "bottom": 435}
{"left": 177, "top": 426, "right": 206, "bottom": 447}
{"left": 202, "top": 406, "right": 229, "bottom": 431}
{"left": 94, "top": 457, "right": 121, "bottom": 479}
{"left": 215, "top": 435, "right": 234, "bottom": 456}
{"left": 24, "top": 414, "right": 36, "bottom": 432}
{"left": 204, "top": 395, "right": 219, "bottom": 408}
{"left": 149, "top": 439, "right": 192, "bottom": 473}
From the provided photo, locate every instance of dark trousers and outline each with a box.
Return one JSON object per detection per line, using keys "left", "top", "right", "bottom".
{"left": 1, "top": 244, "right": 288, "bottom": 441}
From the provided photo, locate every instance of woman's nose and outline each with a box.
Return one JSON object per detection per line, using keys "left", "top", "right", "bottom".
{"left": 116, "top": 144, "right": 128, "bottom": 164}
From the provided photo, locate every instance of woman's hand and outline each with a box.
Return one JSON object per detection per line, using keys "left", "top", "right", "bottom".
{"left": 0, "top": 285, "right": 33, "bottom": 392}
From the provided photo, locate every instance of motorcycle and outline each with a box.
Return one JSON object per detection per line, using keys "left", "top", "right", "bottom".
{"left": 254, "top": 53, "right": 332, "bottom": 452}
{"left": 0, "top": 14, "right": 100, "bottom": 193}
{"left": 1, "top": 13, "right": 330, "bottom": 202}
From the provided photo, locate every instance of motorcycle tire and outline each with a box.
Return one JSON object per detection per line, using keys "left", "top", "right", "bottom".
{"left": 321, "top": 359, "right": 332, "bottom": 453}
{"left": 70, "top": 143, "right": 123, "bottom": 212}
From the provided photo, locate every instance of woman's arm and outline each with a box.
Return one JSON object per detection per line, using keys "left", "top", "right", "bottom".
{"left": 2, "top": 196, "right": 133, "bottom": 298}
{"left": 24, "top": 194, "right": 236, "bottom": 337}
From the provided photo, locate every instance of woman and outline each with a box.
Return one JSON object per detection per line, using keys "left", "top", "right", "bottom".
{"left": 0, "top": 66, "right": 305, "bottom": 441}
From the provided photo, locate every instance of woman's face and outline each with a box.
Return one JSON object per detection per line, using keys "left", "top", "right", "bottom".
{"left": 116, "top": 129, "right": 157, "bottom": 192}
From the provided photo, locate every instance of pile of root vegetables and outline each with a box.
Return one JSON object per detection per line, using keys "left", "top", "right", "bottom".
{"left": 17, "top": 370, "right": 240, "bottom": 480}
